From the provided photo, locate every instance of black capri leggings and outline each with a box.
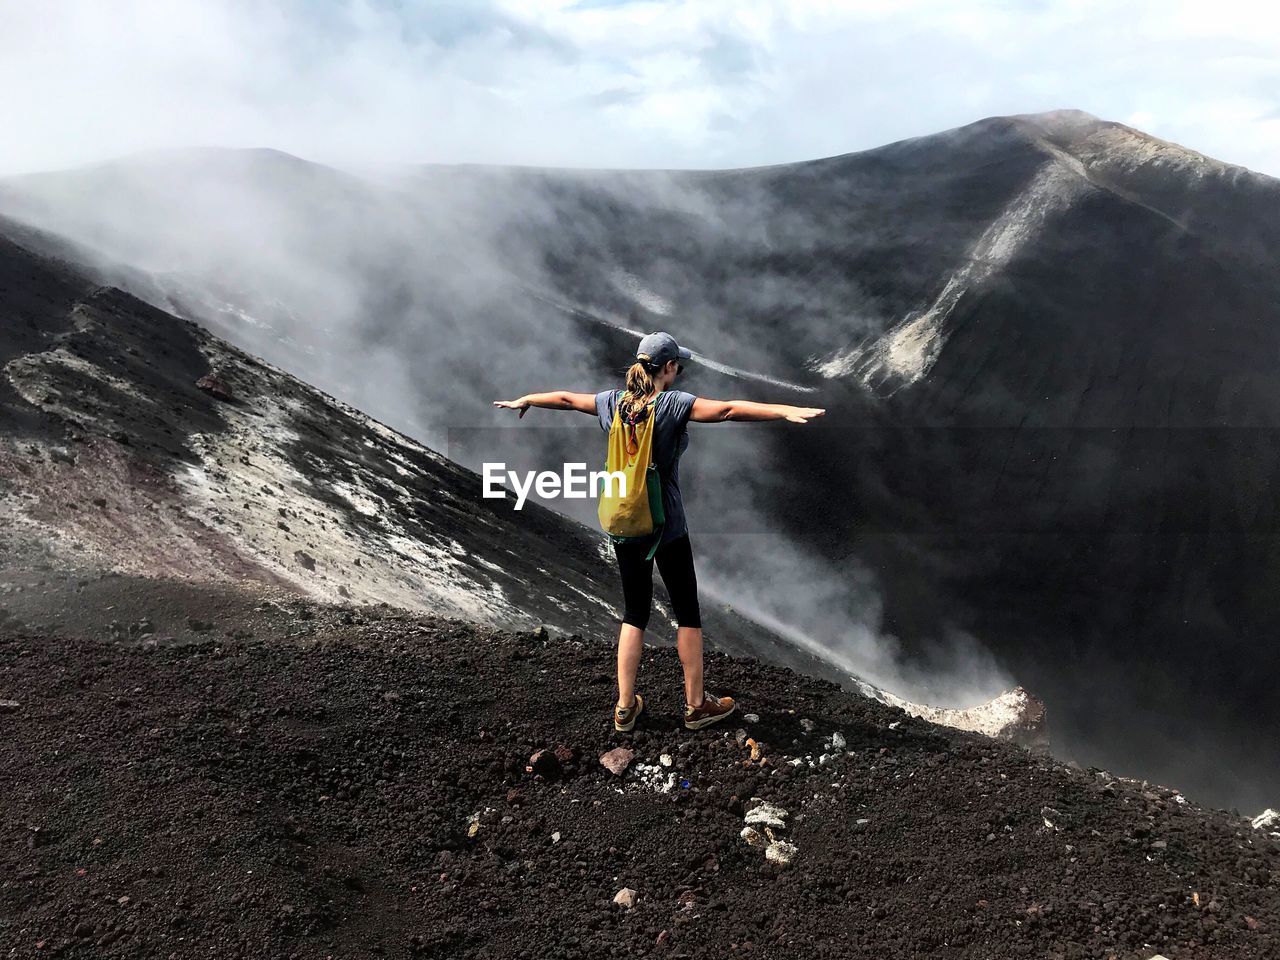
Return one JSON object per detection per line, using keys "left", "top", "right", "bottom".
{"left": 614, "top": 534, "right": 702, "bottom": 630}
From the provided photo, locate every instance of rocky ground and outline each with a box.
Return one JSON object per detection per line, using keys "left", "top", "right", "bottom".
{"left": 2, "top": 585, "right": 1277, "bottom": 960}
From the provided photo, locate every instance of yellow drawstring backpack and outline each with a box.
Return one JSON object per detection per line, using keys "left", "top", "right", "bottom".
{"left": 598, "top": 391, "right": 665, "bottom": 559}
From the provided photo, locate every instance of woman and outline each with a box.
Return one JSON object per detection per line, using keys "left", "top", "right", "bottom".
{"left": 494, "top": 332, "right": 824, "bottom": 733}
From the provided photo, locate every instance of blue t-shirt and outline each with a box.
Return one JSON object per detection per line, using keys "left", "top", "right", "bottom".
{"left": 595, "top": 389, "right": 697, "bottom": 544}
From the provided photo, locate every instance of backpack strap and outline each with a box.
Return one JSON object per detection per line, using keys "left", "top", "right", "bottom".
{"left": 643, "top": 523, "right": 664, "bottom": 561}
{"left": 642, "top": 395, "right": 664, "bottom": 560}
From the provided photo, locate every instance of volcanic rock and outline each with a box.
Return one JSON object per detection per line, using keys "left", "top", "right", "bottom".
{"left": 884, "top": 687, "right": 1049, "bottom": 752}
{"left": 599, "top": 747, "right": 634, "bottom": 776}
{"left": 551, "top": 744, "right": 575, "bottom": 766}
{"left": 195, "top": 373, "right": 233, "bottom": 401}
{"left": 526, "top": 749, "right": 562, "bottom": 780}
{"left": 1253, "top": 809, "right": 1280, "bottom": 838}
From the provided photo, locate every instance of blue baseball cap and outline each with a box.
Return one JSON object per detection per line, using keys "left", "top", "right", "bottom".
{"left": 636, "top": 331, "right": 692, "bottom": 368}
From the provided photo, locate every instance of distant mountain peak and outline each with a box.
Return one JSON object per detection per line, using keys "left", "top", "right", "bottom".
{"left": 1012, "top": 108, "right": 1253, "bottom": 178}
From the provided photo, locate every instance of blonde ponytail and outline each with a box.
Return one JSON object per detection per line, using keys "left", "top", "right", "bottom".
{"left": 619, "top": 360, "right": 656, "bottom": 422}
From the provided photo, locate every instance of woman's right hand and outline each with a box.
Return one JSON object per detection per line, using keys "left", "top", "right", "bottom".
{"left": 492, "top": 398, "right": 531, "bottom": 418}
{"left": 784, "top": 406, "right": 826, "bottom": 424}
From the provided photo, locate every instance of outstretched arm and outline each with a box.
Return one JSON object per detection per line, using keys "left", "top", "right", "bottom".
{"left": 493, "top": 391, "right": 598, "bottom": 419}
{"left": 689, "top": 398, "right": 825, "bottom": 424}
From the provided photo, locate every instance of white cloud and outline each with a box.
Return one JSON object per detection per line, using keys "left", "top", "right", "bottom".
{"left": 0, "top": 0, "right": 1277, "bottom": 175}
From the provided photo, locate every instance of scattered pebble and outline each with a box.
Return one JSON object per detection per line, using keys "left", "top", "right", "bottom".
{"left": 765, "top": 840, "right": 798, "bottom": 865}
{"left": 744, "top": 800, "right": 789, "bottom": 830}
{"left": 613, "top": 887, "right": 637, "bottom": 909}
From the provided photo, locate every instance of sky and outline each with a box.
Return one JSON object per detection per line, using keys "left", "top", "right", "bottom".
{"left": 2, "top": 0, "right": 1278, "bottom": 177}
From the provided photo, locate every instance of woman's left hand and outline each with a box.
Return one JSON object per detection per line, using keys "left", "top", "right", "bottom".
{"left": 784, "top": 406, "right": 826, "bottom": 424}
{"left": 493, "top": 398, "right": 531, "bottom": 418}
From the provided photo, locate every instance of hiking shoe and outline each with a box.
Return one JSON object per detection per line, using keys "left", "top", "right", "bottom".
{"left": 614, "top": 694, "right": 645, "bottom": 732}
{"left": 684, "top": 692, "right": 736, "bottom": 730}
